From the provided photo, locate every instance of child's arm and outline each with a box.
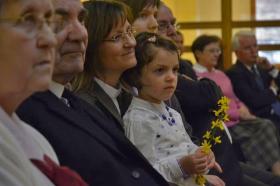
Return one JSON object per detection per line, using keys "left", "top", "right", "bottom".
{"left": 124, "top": 112, "right": 194, "bottom": 183}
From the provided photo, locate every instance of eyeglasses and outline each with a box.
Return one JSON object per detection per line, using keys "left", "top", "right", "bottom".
{"left": 0, "top": 13, "right": 56, "bottom": 37}
{"left": 103, "top": 27, "right": 136, "bottom": 43}
{"left": 158, "top": 21, "right": 180, "bottom": 33}
{"left": 204, "top": 48, "right": 222, "bottom": 55}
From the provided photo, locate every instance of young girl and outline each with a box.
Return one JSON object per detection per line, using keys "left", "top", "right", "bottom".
{"left": 122, "top": 32, "right": 224, "bottom": 186}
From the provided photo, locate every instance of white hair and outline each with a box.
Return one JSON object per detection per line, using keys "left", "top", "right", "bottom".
{"left": 232, "top": 30, "right": 256, "bottom": 51}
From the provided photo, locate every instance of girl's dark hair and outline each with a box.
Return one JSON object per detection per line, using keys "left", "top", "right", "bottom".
{"left": 122, "top": 32, "right": 179, "bottom": 90}
{"left": 118, "top": 0, "right": 160, "bottom": 21}
{"left": 72, "top": 0, "right": 132, "bottom": 92}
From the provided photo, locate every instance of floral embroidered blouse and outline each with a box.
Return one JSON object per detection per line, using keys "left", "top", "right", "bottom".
{"left": 123, "top": 97, "right": 199, "bottom": 186}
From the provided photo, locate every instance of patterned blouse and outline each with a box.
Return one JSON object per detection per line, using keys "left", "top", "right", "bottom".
{"left": 123, "top": 97, "right": 199, "bottom": 186}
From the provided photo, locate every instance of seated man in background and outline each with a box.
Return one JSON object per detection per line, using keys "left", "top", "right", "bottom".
{"left": 192, "top": 34, "right": 280, "bottom": 177}
{"left": 227, "top": 30, "right": 280, "bottom": 130}
{"left": 157, "top": 2, "right": 280, "bottom": 186}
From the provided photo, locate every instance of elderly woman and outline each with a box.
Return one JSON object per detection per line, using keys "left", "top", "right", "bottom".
{"left": 0, "top": 0, "right": 86, "bottom": 185}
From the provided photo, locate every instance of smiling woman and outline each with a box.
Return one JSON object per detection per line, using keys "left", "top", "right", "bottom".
{"left": 72, "top": 0, "right": 137, "bottom": 119}
{"left": 72, "top": 0, "right": 136, "bottom": 90}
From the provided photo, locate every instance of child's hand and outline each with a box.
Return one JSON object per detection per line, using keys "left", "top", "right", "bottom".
{"left": 179, "top": 148, "right": 209, "bottom": 175}
{"left": 179, "top": 148, "right": 223, "bottom": 175}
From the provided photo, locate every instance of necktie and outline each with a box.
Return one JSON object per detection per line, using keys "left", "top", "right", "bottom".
{"left": 251, "top": 66, "right": 264, "bottom": 90}
{"left": 117, "top": 91, "right": 125, "bottom": 116}
{"left": 61, "top": 97, "right": 71, "bottom": 107}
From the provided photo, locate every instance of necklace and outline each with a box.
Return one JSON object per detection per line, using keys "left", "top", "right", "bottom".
{"left": 161, "top": 106, "right": 176, "bottom": 126}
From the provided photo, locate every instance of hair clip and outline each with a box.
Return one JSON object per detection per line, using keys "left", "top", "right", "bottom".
{"left": 147, "top": 36, "right": 156, "bottom": 42}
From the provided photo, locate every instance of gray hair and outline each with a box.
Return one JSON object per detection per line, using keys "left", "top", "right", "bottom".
{"left": 232, "top": 30, "right": 256, "bottom": 51}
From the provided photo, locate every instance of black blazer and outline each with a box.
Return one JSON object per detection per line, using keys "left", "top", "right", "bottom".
{"left": 178, "top": 59, "right": 197, "bottom": 80}
{"left": 17, "top": 90, "right": 169, "bottom": 186}
{"left": 226, "top": 61, "right": 279, "bottom": 118}
{"left": 175, "top": 76, "right": 222, "bottom": 131}
{"left": 77, "top": 80, "right": 194, "bottom": 138}
{"left": 75, "top": 80, "right": 129, "bottom": 128}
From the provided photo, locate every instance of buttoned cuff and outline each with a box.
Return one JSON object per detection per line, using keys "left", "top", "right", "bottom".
{"left": 176, "top": 159, "right": 189, "bottom": 179}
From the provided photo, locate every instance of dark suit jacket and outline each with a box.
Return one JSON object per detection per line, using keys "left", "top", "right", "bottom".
{"left": 226, "top": 60, "right": 280, "bottom": 119}
{"left": 76, "top": 80, "right": 192, "bottom": 134}
{"left": 179, "top": 59, "right": 198, "bottom": 80}
{"left": 76, "top": 80, "right": 128, "bottom": 129}
{"left": 17, "top": 90, "right": 169, "bottom": 186}
{"left": 175, "top": 76, "right": 243, "bottom": 186}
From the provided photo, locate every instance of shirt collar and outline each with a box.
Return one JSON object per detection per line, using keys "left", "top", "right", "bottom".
{"left": 242, "top": 63, "right": 257, "bottom": 72}
{"left": 49, "top": 81, "right": 65, "bottom": 98}
{"left": 131, "top": 97, "right": 167, "bottom": 115}
{"left": 193, "top": 63, "right": 215, "bottom": 73}
{"left": 94, "top": 77, "right": 121, "bottom": 99}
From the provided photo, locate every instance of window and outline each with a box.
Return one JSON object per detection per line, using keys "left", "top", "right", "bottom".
{"left": 164, "top": 0, "right": 280, "bottom": 67}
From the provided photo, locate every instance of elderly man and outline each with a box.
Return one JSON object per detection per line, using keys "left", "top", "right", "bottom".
{"left": 227, "top": 30, "right": 280, "bottom": 129}
{"left": 157, "top": 2, "right": 280, "bottom": 186}
{"left": 17, "top": 0, "right": 169, "bottom": 186}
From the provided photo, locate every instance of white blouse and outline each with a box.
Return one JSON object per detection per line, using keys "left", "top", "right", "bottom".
{"left": 0, "top": 106, "right": 57, "bottom": 186}
{"left": 123, "top": 97, "right": 199, "bottom": 186}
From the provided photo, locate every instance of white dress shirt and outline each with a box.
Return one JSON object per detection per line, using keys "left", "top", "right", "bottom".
{"left": 0, "top": 106, "right": 57, "bottom": 186}
{"left": 49, "top": 81, "right": 65, "bottom": 98}
{"left": 95, "top": 78, "right": 122, "bottom": 114}
{"left": 123, "top": 97, "right": 199, "bottom": 186}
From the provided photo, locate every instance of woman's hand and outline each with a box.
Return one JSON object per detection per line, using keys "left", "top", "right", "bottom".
{"left": 205, "top": 175, "right": 225, "bottom": 186}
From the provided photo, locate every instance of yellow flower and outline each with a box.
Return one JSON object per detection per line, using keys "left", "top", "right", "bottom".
{"left": 195, "top": 175, "right": 206, "bottom": 186}
{"left": 203, "top": 131, "right": 211, "bottom": 140}
{"left": 211, "top": 120, "right": 220, "bottom": 129}
{"left": 223, "top": 114, "right": 230, "bottom": 122}
{"left": 201, "top": 140, "right": 212, "bottom": 154}
{"left": 213, "top": 109, "right": 221, "bottom": 117}
{"left": 195, "top": 96, "right": 229, "bottom": 185}
{"left": 218, "top": 96, "right": 230, "bottom": 106}
{"left": 214, "top": 136, "right": 222, "bottom": 144}
{"left": 217, "top": 121, "right": 225, "bottom": 130}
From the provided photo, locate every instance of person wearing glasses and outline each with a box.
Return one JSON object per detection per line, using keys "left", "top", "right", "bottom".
{"left": 227, "top": 30, "right": 280, "bottom": 131}
{"left": 18, "top": 0, "right": 169, "bottom": 186}
{"left": 157, "top": 2, "right": 179, "bottom": 41}
{"left": 156, "top": 2, "right": 280, "bottom": 186}
{"left": 192, "top": 34, "right": 280, "bottom": 177}
{"left": 0, "top": 0, "right": 89, "bottom": 185}
{"left": 72, "top": 0, "right": 137, "bottom": 124}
